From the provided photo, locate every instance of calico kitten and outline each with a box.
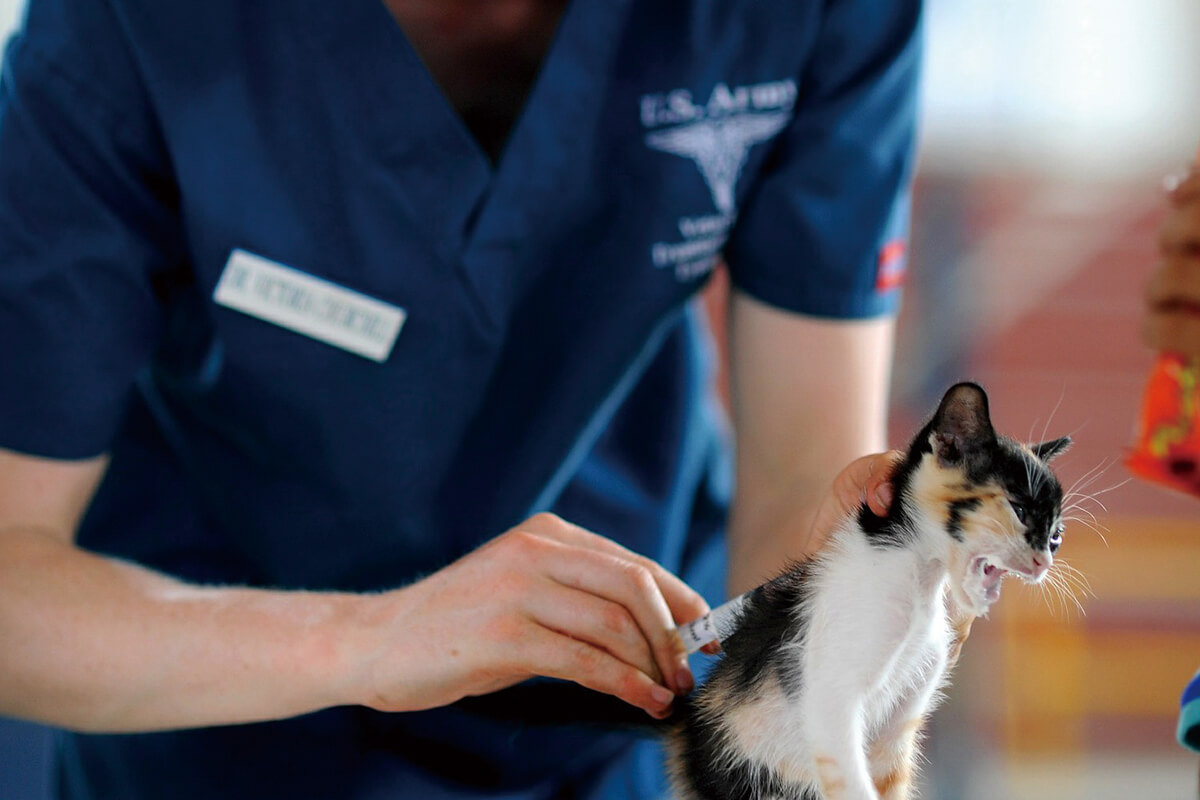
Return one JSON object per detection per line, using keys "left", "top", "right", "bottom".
{"left": 668, "top": 382, "right": 1070, "bottom": 800}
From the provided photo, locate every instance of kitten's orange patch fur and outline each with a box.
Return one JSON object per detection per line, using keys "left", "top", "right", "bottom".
{"left": 866, "top": 716, "right": 924, "bottom": 799}
{"left": 908, "top": 456, "right": 1008, "bottom": 534}
{"left": 815, "top": 754, "right": 846, "bottom": 793}
{"left": 874, "top": 765, "right": 912, "bottom": 798}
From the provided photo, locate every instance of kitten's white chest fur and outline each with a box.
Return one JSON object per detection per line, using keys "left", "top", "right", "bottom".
{"left": 718, "top": 523, "right": 953, "bottom": 796}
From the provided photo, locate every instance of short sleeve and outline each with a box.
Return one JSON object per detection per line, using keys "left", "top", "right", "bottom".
{"left": 724, "top": 0, "right": 921, "bottom": 319}
{"left": 0, "top": 0, "right": 182, "bottom": 459}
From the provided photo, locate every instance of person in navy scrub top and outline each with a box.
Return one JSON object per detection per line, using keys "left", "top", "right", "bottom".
{"left": 0, "top": 0, "right": 918, "bottom": 797}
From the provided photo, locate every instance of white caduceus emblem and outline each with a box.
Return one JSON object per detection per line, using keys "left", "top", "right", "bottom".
{"left": 645, "top": 111, "right": 791, "bottom": 215}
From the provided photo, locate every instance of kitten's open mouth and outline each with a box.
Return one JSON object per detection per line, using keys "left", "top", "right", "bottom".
{"left": 971, "top": 557, "right": 1008, "bottom": 603}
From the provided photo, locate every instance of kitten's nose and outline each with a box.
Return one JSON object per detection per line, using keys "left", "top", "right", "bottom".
{"left": 1031, "top": 553, "right": 1051, "bottom": 579}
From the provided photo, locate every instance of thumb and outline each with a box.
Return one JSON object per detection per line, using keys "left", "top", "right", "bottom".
{"left": 834, "top": 450, "right": 902, "bottom": 518}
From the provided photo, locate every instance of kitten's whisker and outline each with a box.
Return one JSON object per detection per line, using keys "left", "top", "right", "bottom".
{"left": 1065, "top": 473, "right": 1130, "bottom": 510}
{"left": 1065, "top": 457, "right": 1111, "bottom": 493}
{"left": 1063, "top": 514, "right": 1109, "bottom": 546}
{"left": 1061, "top": 578, "right": 1087, "bottom": 616}
{"left": 1062, "top": 504, "right": 1100, "bottom": 523}
{"left": 1038, "top": 573, "right": 1069, "bottom": 617}
{"left": 1062, "top": 470, "right": 1126, "bottom": 537}
{"left": 1053, "top": 559, "right": 1095, "bottom": 598}
{"left": 1063, "top": 509, "right": 1105, "bottom": 533}
{"left": 1042, "top": 384, "right": 1066, "bottom": 447}
{"left": 1047, "top": 570, "right": 1091, "bottom": 617}
{"left": 1064, "top": 485, "right": 1119, "bottom": 513}
{"left": 1062, "top": 505, "right": 1103, "bottom": 528}
{"left": 1034, "top": 575, "right": 1059, "bottom": 616}
{"left": 1040, "top": 568, "right": 1087, "bottom": 617}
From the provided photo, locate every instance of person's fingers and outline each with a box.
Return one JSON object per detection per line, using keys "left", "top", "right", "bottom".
{"left": 523, "top": 513, "right": 710, "bottom": 622}
{"left": 535, "top": 536, "right": 694, "bottom": 694}
{"left": 516, "top": 515, "right": 700, "bottom": 690}
{"left": 525, "top": 578, "right": 663, "bottom": 685}
{"left": 518, "top": 625, "right": 676, "bottom": 719}
{"left": 832, "top": 450, "right": 901, "bottom": 518}
{"left": 863, "top": 450, "right": 903, "bottom": 516}
{"left": 804, "top": 450, "right": 903, "bottom": 556}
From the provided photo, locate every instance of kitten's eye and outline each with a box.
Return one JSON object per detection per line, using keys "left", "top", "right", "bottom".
{"left": 1049, "top": 525, "right": 1064, "bottom": 553}
{"left": 1009, "top": 500, "right": 1028, "bottom": 524}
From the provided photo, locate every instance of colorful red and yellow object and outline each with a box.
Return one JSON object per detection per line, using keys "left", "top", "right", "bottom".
{"left": 1127, "top": 145, "right": 1200, "bottom": 499}
{"left": 1127, "top": 352, "right": 1200, "bottom": 498}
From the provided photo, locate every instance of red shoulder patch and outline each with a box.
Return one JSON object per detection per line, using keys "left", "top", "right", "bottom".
{"left": 876, "top": 239, "right": 907, "bottom": 291}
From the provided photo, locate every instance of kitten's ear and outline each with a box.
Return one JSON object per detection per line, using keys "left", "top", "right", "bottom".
{"left": 1031, "top": 436, "right": 1071, "bottom": 462}
{"left": 930, "top": 382, "right": 996, "bottom": 466}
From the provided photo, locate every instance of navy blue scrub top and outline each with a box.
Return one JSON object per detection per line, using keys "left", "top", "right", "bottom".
{"left": 0, "top": 0, "right": 920, "bottom": 797}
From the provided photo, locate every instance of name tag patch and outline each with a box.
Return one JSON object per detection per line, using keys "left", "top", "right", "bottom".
{"left": 213, "top": 249, "right": 406, "bottom": 362}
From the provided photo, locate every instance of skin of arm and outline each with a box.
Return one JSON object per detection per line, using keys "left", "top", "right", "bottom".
{"left": 0, "top": 450, "right": 711, "bottom": 732}
{"left": 725, "top": 289, "right": 897, "bottom": 595}
{"left": 0, "top": 450, "right": 380, "bottom": 731}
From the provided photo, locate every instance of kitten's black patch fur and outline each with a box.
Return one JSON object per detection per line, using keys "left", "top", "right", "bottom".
{"left": 673, "top": 566, "right": 820, "bottom": 799}
{"left": 679, "top": 709, "right": 814, "bottom": 800}
{"left": 946, "top": 497, "right": 981, "bottom": 541}
{"left": 717, "top": 566, "right": 815, "bottom": 701}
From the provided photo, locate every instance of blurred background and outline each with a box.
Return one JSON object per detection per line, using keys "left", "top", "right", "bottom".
{"left": 898, "top": 0, "right": 1200, "bottom": 797}
{"left": 1, "top": 0, "right": 1198, "bottom": 797}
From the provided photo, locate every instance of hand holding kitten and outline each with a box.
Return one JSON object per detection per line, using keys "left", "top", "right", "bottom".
{"left": 806, "top": 449, "right": 902, "bottom": 555}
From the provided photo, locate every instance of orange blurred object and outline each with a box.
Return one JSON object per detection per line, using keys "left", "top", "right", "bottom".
{"left": 1127, "top": 353, "right": 1200, "bottom": 498}
{"left": 1127, "top": 145, "right": 1200, "bottom": 499}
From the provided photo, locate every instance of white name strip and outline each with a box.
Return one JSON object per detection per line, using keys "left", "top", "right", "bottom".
{"left": 213, "top": 249, "right": 406, "bottom": 363}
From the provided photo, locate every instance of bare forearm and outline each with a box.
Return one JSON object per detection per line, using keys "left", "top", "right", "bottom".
{"left": 727, "top": 436, "right": 890, "bottom": 593}
{"left": 0, "top": 451, "right": 710, "bottom": 732}
{"left": 726, "top": 294, "right": 893, "bottom": 594}
{"left": 0, "top": 511, "right": 711, "bottom": 733}
{"left": 0, "top": 527, "right": 367, "bottom": 732}
{"left": 727, "top": 462, "right": 848, "bottom": 592}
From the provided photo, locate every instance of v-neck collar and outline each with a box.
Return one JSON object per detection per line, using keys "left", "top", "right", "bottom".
{"left": 461, "top": 0, "right": 634, "bottom": 283}
{"left": 294, "top": 0, "right": 634, "bottom": 324}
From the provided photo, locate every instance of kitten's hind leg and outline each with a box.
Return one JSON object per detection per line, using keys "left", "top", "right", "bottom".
{"left": 811, "top": 750, "right": 876, "bottom": 800}
{"left": 869, "top": 614, "right": 965, "bottom": 798}
{"left": 867, "top": 717, "right": 923, "bottom": 800}
{"left": 805, "top": 702, "right": 879, "bottom": 800}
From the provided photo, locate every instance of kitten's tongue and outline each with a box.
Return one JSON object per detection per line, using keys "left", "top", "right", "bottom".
{"left": 982, "top": 562, "right": 1006, "bottom": 601}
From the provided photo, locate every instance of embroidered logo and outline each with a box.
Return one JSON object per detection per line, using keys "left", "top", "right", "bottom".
{"left": 646, "top": 114, "right": 790, "bottom": 216}
{"left": 642, "top": 79, "right": 796, "bottom": 281}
